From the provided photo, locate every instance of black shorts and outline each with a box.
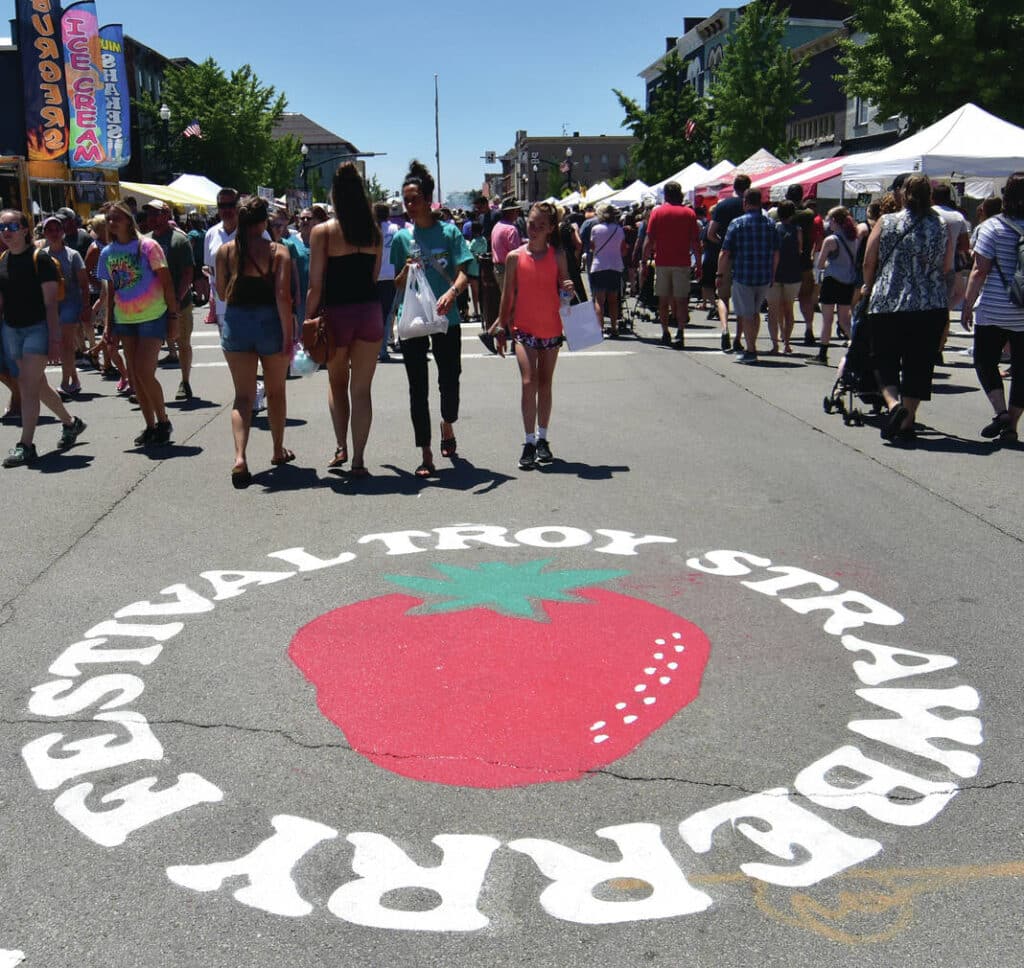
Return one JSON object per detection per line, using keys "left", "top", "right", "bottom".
{"left": 870, "top": 309, "right": 947, "bottom": 401}
{"left": 819, "top": 276, "right": 855, "bottom": 306}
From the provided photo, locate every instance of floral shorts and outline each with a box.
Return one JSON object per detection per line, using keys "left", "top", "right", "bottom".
{"left": 512, "top": 329, "right": 564, "bottom": 350}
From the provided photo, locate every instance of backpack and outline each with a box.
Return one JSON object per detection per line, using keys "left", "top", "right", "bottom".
{"left": 0, "top": 247, "right": 66, "bottom": 302}
{"left": 993, "top": 215, "right": 1024, "bottom": 309}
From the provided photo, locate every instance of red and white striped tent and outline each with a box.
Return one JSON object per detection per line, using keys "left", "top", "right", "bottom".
{"left": 748, "top": 156, "right": 846, "bottom": 201}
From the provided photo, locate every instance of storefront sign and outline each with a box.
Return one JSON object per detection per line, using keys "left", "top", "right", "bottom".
{"left": 98, "top": 24, "right": 130, "bottom": 168}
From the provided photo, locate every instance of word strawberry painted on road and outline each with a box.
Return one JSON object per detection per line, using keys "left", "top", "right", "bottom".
{"left": 288, "top": 560, "right": 712, "bottom": 788}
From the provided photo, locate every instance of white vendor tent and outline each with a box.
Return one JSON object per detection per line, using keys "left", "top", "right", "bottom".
{"left": 842, "top": 103, "right": 1024, "bottom": 192}
{"left": 118, "top": 180, "right": 215, "bottom": 210}
{"left": 650, "top": 161, "right": 710, "bottom": 196}
{"left": 604, "top": 179, "right": 652, "bottom": 208}
{"left": 581, "top": 181, "right": 616, "bottom": 204}
{"left": 168, "top": 173, "right": 222, "bottom": 205}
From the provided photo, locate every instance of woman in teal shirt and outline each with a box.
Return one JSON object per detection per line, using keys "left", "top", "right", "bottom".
{"left": 391, "top": 160, "right": 472, "bottom": 477}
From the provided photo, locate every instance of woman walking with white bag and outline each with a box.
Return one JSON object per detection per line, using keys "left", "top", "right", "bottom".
{"left": 488, "top": 202, "right": 575, "bottom": 470}
{"left": 390, "top": 160, "right": 472, "bottom": 478}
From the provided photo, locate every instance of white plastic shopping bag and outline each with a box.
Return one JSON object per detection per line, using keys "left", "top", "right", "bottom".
{"left": 560, "top": 301, "right": 603, "bottom": 352}
{"left": 397, "top": 263, "right": 449, "bottom": 340}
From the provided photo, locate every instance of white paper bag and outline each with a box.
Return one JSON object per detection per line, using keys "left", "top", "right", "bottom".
{"left": 560, "top": 301, "right": 603, "bottom": 352}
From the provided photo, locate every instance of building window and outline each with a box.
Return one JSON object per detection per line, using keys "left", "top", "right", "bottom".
{"left": 855, "top": 97, "right": 874, "bottom": 126}
{"left": 600, "top": 153, "right": 608, "bottom": 167}
{"left": 583, "top": 153, "right": 591, "bottom": 171}
{"left": 618, "top": 153, "right": 627, "bottom": 169}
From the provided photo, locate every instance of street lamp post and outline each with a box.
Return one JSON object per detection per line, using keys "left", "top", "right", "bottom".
{"left": 300, "top": 143, "right": 309, "bottom": 192}
{"left": 532, "top": 163, "right": 539, "bottom": 202}
{"left": 521, "top": 172, "right": 529, "bottom": 203}
{"left": 564, "top": 146, "right": 573, "bottom": 191}
{"left": 159, "top": 103, "right": 171, "bottom": 181}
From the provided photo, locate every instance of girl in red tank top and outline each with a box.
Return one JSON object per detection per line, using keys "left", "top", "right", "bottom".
{"left": 489, "top": 203, "right": 575, "bottom": 469}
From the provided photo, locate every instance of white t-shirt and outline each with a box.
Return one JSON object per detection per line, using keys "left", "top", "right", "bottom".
{"left": 378, "top": 219, "right": 400, "bottom": 281}
{"left": 933, "top": 205, "right": 970, "bottom": 257}
{"left": 204, "top": 221, "right": 236, "bottom": 318}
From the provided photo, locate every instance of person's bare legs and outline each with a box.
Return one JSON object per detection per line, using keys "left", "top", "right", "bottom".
{"left": 59, "top": 324, "right": 79, "bottom": 390}
{"left": 16, "top": 354, "right": 72, "bottom": 447}
{"left": 515, "top": 342, "right": 540, "bottom": 434}
{"left": 346, "top": 338, "right": 380, "bottom": 468}
{"left": 767, "top": 298, "right": 781, "bottom": 351}
{"left": 740, "top": 314, "right": 760, "bottom": 353}
{"left": 327, "top": 346, "right": 352, "bottom": 456}
{"left": 536, "top": 346, "right": 560, "bottom": 429}
{"left": 260, "top": 352, "right": 291, "bottom": 461}
{"left": 223, "top": 351, "right": 258, "bottom": 471}
{"left": 123, "top": 335, "right": 167, "bottom": 427}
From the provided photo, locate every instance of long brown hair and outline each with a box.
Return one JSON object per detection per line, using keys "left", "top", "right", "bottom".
{"left": 332, "top": 162, "right": 381, "bottom": 247}
{"left": 225, "top": 196, "right": 270, "bottom": 304}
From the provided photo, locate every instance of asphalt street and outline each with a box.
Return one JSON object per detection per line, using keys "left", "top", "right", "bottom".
{"left": 0, "top": 305, "right": 1021, "bottom": 968}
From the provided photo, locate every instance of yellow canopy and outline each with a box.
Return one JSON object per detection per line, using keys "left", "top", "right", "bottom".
{"left": 118, "top": 180, "right": 214, "bottom": 211}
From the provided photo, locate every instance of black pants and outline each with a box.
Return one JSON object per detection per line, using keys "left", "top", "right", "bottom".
{"left": 870, "top": 309, "right": 947, "bottom": 401}
{"left": 400, "top": 324, "right": 462, "bottom": 447}
{"left": 974, "top": 324, "right": 1024, "bottom": 408}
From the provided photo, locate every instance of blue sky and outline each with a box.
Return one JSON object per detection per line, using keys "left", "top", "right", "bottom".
{"left": 60, "top": 0, "right": 707, "bottom": 201}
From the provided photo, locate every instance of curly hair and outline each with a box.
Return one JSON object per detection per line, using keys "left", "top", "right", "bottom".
{"left": 402, "top": 159, "right": 435, "bottom": 204}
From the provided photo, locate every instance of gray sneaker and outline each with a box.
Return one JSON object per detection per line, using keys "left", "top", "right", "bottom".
{"left": 3, "top": 442, "right": 37, "bottom": 468}
{"left": 58, "top": 416, "right": 86, "bottom": 450}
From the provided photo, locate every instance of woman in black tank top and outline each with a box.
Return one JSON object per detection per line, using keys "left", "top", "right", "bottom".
{"left": 306, "top": 163, "right": 383, "bottom": 477}
{"left": 215, "top": 196, "right": 295, "bottom": 487}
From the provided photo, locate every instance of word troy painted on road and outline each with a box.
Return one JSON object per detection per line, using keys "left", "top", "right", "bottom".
{"left": 21, "top": 525, "right": 982, "bottom": 932}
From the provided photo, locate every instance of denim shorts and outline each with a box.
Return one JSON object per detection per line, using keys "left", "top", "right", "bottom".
{"left": 2, "top": 321, "right": 49, "bottom": 371}
{"left": 113, "top": 313, "right": 167, "bottom": 341}
{"left": 221, "top": 304, "right": 283, "bottom": 355}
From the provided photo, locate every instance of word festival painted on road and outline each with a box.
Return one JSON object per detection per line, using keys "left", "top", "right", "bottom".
{"left": 19, "top": 525, "right": 982, "bottom": 934}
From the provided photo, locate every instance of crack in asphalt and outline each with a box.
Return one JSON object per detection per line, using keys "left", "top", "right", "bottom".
{"left": 2, "top": 715, "right": 1016, "bottom": 799}
{"left": 0, "top": 402, "right": 229, "bottom": 624}
{"left": 688, "top": 353, "right": 1024, "bottom": 546}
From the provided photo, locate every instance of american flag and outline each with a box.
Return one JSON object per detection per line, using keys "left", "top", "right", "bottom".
{"left": 183, "top": 120, "right": 203, "bottom": 139}
{"left": 684, "top": 118, "right": 697, "bottom": 141}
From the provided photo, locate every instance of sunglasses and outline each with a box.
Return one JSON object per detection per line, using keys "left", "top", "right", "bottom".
{"left": 298, "top": 216, "right": 313, "bottom": 222}
{"left": 0, "top": 223, "right": 24, "bottom": 232}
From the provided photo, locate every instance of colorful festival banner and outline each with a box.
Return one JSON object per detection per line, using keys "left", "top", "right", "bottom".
{"left": 61, "top": 0, "right": 110, "bottom": 169}
{"left": 16, "top": 0, "right": 69, "bottom": 162}
{"left": 98, "top": 24, "right": 131, "bottom": 168}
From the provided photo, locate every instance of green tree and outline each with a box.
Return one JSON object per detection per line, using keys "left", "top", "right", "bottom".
{"left": 137, "top": 58, "right": 302, "bottom": 192}
{"left": 364, "top": 174, "right": 389, "bottom": 203}
{"left": 709, "top": 1, "right": 808, "bottom": 161}
{"left": 839, "top": 0, "right": 1024, "bottom": 132}
{"left": 614, "top": 52, "right": 710, "bottom": 183}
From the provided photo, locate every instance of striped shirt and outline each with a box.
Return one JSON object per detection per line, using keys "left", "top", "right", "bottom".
{"left": 973, "top": 215, "right": 1024, "bottom": 331}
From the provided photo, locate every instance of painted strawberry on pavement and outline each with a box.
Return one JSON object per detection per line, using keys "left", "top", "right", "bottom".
{"left": 288, "top": 560, "right": 711, "bottom": 788}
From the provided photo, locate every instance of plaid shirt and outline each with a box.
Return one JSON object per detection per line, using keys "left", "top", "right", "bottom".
{"left": 722, "top": 211, "right": 781, "bottom": 286}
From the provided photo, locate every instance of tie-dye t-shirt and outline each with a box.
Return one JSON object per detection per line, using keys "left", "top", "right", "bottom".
{"left": 97, "top": 237, "right": 168, "bottom": 323}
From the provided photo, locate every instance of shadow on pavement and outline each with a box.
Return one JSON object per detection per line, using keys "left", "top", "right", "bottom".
{"left": 33, "top": 452, "right": 95, "bottom": 473}
{"left": 882, "top": 429, "right": 1000, "bottom": 456}
{"left": 536, "top": 459, "right": 630, "bottom": 480}
{"left": 253, "top": 463, "right": 326, "bottom": 492}
{"left": 132, "top": 444, "right": 204, "bottom": 460}
{"left": 165, "top": 398, "right": 220, "bottom": 411}
{"left": 251, "top": 415, "right": 308, "bottom": 430}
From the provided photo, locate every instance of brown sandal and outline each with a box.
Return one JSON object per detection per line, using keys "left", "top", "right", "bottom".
{"left": 327, "top": 445, "right": 347, "bottom": 468}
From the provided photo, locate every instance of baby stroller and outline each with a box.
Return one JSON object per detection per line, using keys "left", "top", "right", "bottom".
{"left": 821, "top": 304, "right": 886, "bottom": 426}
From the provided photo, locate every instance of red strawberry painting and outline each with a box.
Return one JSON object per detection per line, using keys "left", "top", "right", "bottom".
{"left": 288, "top": 561, "right": 711, "bottom": 788}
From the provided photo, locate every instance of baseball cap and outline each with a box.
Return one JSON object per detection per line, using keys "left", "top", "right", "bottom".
{"left": 41, "top": 215, "right": 62, "bottom": 230}
{"left": 142, "top": 199, "right": 170, "bottom": 213}
{"left": 56, "top": 207, "right": 78, "bottom": 221}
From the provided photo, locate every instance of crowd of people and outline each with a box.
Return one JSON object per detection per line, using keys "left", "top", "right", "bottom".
{"left": 0, "top": 162, "right": 1021, "bottom": 475}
